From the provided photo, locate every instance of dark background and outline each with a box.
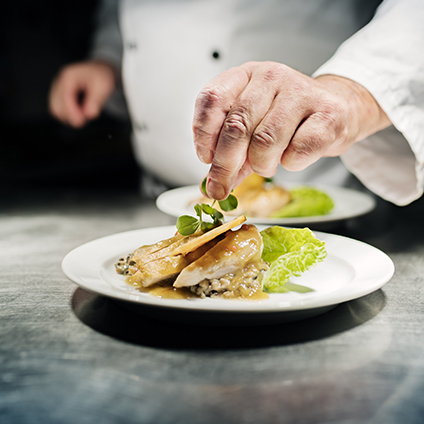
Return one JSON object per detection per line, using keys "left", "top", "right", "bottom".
{"left": 0, "top": 0, "right": 139, "bottom": 191}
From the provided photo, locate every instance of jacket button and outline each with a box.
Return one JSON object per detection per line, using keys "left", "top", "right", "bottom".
{"left": 126, "top": 42, "right": 137, "bottom": 50}
{"left": 212, "top": 51, "right": 220, "bottom": 59}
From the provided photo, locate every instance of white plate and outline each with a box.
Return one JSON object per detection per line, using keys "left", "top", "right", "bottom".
{"left": 156, "top": 184, "right": 376, "bottom": 225}
{"left": 62, "top": 226, "right": 394, "bottom": 324}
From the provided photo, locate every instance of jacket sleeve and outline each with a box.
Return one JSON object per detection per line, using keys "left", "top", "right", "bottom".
{"left": 89, "top": 0, "right": 129, "bottom": 120}
{"left": 313, "top": 0, "right": 424, "bottom": 205}
{"left": 89, "top": 0, "right": 123, "bottom": 71}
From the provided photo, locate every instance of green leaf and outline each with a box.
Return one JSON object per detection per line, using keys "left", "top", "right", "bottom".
{"left": 261, "top": 226, "right": 321, "bottom": 263}
{"left": 218, "top": 194, "right": 238, "bottom": 212}
{"left": 201, "top": 177, "right": 208, "bottom": 197}
{"left": 271, "top": 186, "right": 334, "bottom": 218}
{"left": 199, "top": 203, "right": 223, "bottom": 223}
{"left": 176, "top": 180, "right": 239, "bottom": 235}
{"left": 194, "top": 203, "right": 202, "bottom": 219}
{"left": 176, "top": 215, "right": 200, "bottom": 236}
{"left": 200, "top": 203, "right": 215, "bottom": 215}
{"left": 260, "top": 226, "right": 327, "bottom": 292}
{"left": 211, "top": 209, "right": 224, "bottom": 222}
{"left": 200, "top": 221, "right": 216, "bottom": 231}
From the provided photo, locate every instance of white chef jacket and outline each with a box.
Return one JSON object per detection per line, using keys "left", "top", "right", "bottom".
{"left": 91, "top": 0, "right": 424, "bottom": 206}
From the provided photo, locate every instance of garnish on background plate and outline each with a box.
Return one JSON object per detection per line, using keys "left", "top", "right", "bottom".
{"left": 270, "top": 186, "right": 334, "bottom": 218}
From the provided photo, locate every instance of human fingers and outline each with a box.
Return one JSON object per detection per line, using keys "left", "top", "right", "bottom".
{"left": 206, "top": 66, "right": 283, "bottom": 199}
{"left": 82, "top": 83, "right": 108, "bottom": 121}
{"left": 201, "top": 159, "right": 253, "bottom": 200}
{"left": 82, "top": 64, "right": 116, "bottom": 120}
{"left": 62, "top": 85, "right": 86, "bottom": 128}
{"left": 49, "top": 67, "right": 86, "bottom": 128}
{"left": 49, "top": 62, "right": 116, "bottom": 128}
{"left": 232, "top": 159, "right": 254, "bottom": 189}
{"left": 280, "top": 110, "right": 345, "bottom": 171}
{"left": 193, "top": 65, "right": 251, "bottom": 165}
{"left": 247, "top": 82, "right": 310, "bottom": 177}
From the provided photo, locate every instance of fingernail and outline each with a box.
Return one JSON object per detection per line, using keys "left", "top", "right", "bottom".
{"left": 207, "top": 179, "right": 226, "bottom": 200}
{"left": 196, "top": 146, "right": 213, "bottom": 164}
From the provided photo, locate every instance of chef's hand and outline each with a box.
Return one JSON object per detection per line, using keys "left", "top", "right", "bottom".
{"left": 193, "top": 61, "right": 390, "bottom": 200}
{"left": 49, "top": 61, "right": 117, "bottom": 128}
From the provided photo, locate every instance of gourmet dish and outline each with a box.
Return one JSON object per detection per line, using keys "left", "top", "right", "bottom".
{"left": 115, "top": 202, "right": 327, "bottom": 300}
{"left": 193, "top": 173, "right": 334, "bottom": 218}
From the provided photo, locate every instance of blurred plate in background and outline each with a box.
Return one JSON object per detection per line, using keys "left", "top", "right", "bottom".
{"left": 156, "top": 184, "right": 376, "bottom": 226}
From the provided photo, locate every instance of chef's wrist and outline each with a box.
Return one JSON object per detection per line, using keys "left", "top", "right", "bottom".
{"left": 314, "top": 74, "right": 391, "bottom": 142}
{"left": 89, "top": 58, "right": 120, "bottom": 87}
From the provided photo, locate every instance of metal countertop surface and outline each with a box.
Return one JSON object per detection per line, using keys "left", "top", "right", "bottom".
{"left": 1, "top": 185, "right": 423, "bottom": 424}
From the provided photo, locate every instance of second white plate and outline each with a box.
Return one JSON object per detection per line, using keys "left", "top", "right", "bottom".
{"left": 156, "top": 184, "right": 376, "bottom": 225}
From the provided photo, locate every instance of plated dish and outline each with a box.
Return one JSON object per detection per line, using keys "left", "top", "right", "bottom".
{"left": 156, "top": 183, "right": 376, "bottom": 225}
{"left": 62, "top": 225, "right": 394, "bottom": 324}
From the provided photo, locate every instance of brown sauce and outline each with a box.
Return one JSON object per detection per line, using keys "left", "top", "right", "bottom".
{"left": 140, "top": 284, "right": 197, "bottom": 299}
{"left": 126, "top": 275, "right": 268, "bottom": 300}
{"left": 227, "top": 283, "right": 269, "bottom": 301}
{"left": 126, "top": 276, "right": 197, "bottom": 299}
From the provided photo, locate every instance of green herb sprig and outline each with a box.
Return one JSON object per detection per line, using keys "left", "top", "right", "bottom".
{"left": 176, "top": 178, "right": 238, "bottom": 236}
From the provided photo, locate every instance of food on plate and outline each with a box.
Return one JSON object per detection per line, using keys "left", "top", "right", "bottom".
{"left": 229, "top": 173, "right": 291, "bottom": 217}
{"left": 260, "top": 226, "right": 327, "bottom": 292}
{"left": 193, "top": 173, "right": 334, "bottom": 218}
{"left": 115, "top": 201, "right": 327, "bottom": 299}
{"left": 270, "top": 186, "right": 334, "bottom": 218}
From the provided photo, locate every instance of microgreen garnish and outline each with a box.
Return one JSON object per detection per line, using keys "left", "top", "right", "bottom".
{"left": 176, "top": 215, "right": 200, "bottom": 235}
{"left": 200, "top": 177, "right": 238, "bottom": 212}
{"left": 176, "top": 178, "right": 239, "bottom": 236}
{"left": 176, "top": 203, "right": 223, "bottom": 235}
{"left": 217, "top": 194, "right": 238, "bottom": 211}
{"left": 201, "top": 177, "right": 208, "bottom": 197}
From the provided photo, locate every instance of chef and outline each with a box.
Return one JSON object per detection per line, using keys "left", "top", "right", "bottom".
{"left": 49, "top": 0, "right": 424, "bottom": 205}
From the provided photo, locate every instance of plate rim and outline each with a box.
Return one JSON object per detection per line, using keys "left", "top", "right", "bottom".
{"left": 62, "top": 225, "right": 394, "bottom": 314}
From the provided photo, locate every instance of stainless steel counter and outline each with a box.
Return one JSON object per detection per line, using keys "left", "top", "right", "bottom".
{"left": 1, "top": 185, "right": 424, "bottom": 424}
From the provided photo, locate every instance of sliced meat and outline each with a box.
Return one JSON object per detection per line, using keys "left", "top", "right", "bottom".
{"left": 131, "top": 232, "right": 184, "bottom": 263}
{"left": 173, "top": 224, "right": 263, "bottom": 288}
{"left": 129, "top": 237, "right": 222, "bottom": 287}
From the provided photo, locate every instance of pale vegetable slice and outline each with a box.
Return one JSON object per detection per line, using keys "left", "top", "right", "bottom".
{"left": 139, "top": 215, "right": 246, "bottom": 265}
{"left": 141, "top": 231, "right": 205, "bottom": 263}
{"left": 173, "top": 215, "right": 246, "bottom": 256}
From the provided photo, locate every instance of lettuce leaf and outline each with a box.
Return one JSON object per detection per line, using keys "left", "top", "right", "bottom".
{"left": 270, "top": 186, "right": 334, "bottom": 218}
{"left": 260, "top": 226, "right": 327, "bottom": 293}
